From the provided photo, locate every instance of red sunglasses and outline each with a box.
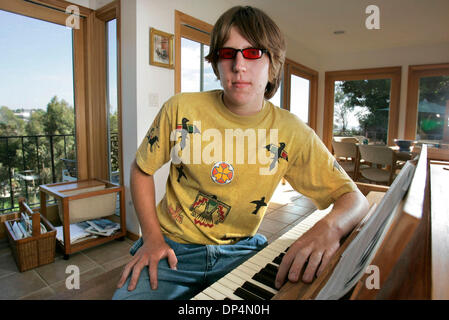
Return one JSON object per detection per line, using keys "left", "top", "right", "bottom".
{"left": 217, "top": 47, "right": 268, "bottom": 60}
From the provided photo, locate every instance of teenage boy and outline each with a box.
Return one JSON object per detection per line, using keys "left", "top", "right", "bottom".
{"left": 113, "top": 6, "right": 368, "bottom": 300}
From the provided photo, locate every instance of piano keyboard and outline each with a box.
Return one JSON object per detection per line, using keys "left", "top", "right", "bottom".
{"left": 191, "top": 207, "right": 332, "bottom": 300}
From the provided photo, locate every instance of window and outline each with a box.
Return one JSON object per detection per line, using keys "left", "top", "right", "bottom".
{"left": 323, "top": 67, "right": 401, "bottom": 149}
{"left": 181, "top": 38, "right": 221, "bottom": 92}
{"left": 106, "top": 18, "right": 120, "bottom": 184}
{"left": 333, "top": 79, "right": 392, "bottom": 144}
{"left": 175, "top": 11, "right": 221, "bottom": 93}
{"left": 0, "top": 4, "right": 82, "bottom": 213}
{"left": 405, "top": 63, "right": 449, "bottom": 143}
{"left": 283, "top": 59, "right": 318, "bottom": 131}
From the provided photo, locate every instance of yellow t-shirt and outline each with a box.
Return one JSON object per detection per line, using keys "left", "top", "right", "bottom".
{"left": 136, "top": 90, "right": 356, "bottom": 245}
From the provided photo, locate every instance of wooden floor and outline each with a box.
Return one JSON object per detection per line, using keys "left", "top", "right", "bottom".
{"left": 0, "top": 181, "right": 316, "bottom": 300}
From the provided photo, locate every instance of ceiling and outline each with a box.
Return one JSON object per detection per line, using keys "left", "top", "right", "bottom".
{"left": 224, "top": 0, "right": 449, "bottom": 56}
{"left": 84, "top": 0, "right": 449, "bottom": 56}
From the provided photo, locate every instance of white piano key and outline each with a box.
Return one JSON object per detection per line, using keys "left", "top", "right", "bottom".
{"left": 242, "top": 259, "right": 262, "bottom": 272}
{"left": 226, "top": 268, "right": 279, "bottom": 295}
{"left": 193, "top": 292, "right": 214, "bottom": 300}
{"left": 247, "top": 253, "right": 276, "bottom": 268}
{"left": 203, "top": 286, "right": 227, "bottom": 300}
{"left": 211, "top": 280, "right": 243, "bottom": 300}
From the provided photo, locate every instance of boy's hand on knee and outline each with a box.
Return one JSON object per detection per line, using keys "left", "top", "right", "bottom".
{"left": 117, "top": 237, "right": 178, "bottom": 291}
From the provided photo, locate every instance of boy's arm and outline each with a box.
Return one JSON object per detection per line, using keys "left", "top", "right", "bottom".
{"left": 275, "top": 189, "right": 369, "bottom": 288}
{"left": 116, "top": 160, "right": 177, "bottom": 291}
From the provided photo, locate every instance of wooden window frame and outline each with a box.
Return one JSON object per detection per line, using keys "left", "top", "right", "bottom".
{"left": 283, "top": 58, "right": 318, "bottom": 131}
{"left": 0, "top": 0, "right": 90, "bottom": 179}
{"left": 0, "top": 0, "right": 123, "bottom": 182}
{"left": 174, "top": 10, "right": 213, "bottom": 94}
{"left": 404, "top": 63, "right": 449, "bottom": 143}
{"left": 92, "top": 1, "right": 123, "bottom": 184}
{"left": 323, "top": 67, "right": 402, "bottom": 150}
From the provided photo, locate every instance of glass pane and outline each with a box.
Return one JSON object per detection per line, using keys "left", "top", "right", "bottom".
{"left": 0, "top": 10, "right": 76, "bottom": 213}
{"left": 181, "top": 38, "right": 201, "bottom": 92}
{"left": 269, "top": 81, "right": 282, "bottom": 107}
{"left": 107, "top": 19, "right": 120, "bottom": 185}
{"left": 290, "top": 75, "right": 309, "bottom": 123}
{"left": 416, "top": 75, "right": 449, "bottom": 142}
{"left": 333, "top": 79, "right": 391, "bottom": 144}
{"left": 202, "top": 44, "right": 222, "bottom": 91}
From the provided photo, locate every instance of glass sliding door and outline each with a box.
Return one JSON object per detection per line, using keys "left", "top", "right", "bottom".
{"left": 0, "top": 9, "right": 77, "bottom": 212}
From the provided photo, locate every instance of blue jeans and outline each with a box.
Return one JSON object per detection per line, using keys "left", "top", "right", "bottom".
{"left": 112, "top": 234, "right": 267, "bottom": 300}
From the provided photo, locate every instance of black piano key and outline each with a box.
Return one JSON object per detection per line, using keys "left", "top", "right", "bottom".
{"left": 234, "top": 287, "right": 264, "bottom": 300}
{"left": 259, "top": 267, "right": 278, "bottom": 286}
{"left": 252, "top": 272, "right": 277, "bottom": 290}
{"left": 273, "top": 253, "right": 284, "bottom": 265}
{"left": 241, "top": 281, "right": 275, "bottom": 300}
{"left": 261, "top": 265, "right": 278, "bottom": 278}
{"left": 265, "top": 263, "right": 279, "bottom": 274}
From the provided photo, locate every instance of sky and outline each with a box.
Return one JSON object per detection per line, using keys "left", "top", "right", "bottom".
{"left": 0, "top": 9, "right": 117, "bottom": 113}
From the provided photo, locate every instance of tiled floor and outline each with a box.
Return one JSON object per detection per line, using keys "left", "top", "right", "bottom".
{"left": 0, "top": 181, "right": 316, "bottom": 300}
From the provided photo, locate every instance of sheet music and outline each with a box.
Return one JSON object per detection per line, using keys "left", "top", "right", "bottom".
{"left": 315, "top": 161, "right": 416, "bottom": 300}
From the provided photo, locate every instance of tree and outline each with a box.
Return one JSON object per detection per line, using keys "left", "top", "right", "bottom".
{"left": 419, "top": 76, "right": 449, "bottom": 105}
{"left": 334, "top": 83, "right": 355, "bottom": 134}
{"left": 338, "top": 79, "right": 391, "bottom": 142}
{"left": 0, "top": 106, "right": 25, "bottom": 136}
{"left": 25, "top": 109, "right": 45, "bottom": 136}
{"left": 44, "top": 96, "right": 75, "bottom": 135}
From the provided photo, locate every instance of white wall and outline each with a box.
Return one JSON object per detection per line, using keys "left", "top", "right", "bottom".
{"left": 120, "top": 0, "right": 237, "bottom": 235}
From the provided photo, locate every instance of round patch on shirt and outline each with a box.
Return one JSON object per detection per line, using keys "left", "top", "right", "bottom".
{"left": 211, "top": 161, "right": 234, "bottom": 185}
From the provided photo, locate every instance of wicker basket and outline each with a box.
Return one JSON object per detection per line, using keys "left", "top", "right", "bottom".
{"left": 4, "top": 200, "right": 56, "bottom": 272}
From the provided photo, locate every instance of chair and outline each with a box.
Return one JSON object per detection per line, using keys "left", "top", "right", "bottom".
{"left": 61, "top": 158, "right": 77, "bottom": 181}
{"left": 340, "top": 137, "right": 359, "bottom": 143}
{"left": 332, "top": 140, "right": 360, "bottom": 180}
{"left": 358, "top": 145, "right": 397, "bottom": 185}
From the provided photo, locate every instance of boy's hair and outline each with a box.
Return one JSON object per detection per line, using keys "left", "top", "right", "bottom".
{"left": 205, "top": 6, "right": 286, "bottom": 100}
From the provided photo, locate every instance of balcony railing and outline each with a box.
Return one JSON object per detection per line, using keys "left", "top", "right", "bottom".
{"left": 0, "top": 132, "right": 119, "bottom": 214}
{"left": 0, "top": 134, "right": 76, "bottom": 213}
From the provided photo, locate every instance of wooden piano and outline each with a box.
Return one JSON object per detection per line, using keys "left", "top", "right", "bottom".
{"left": 192, "top": 145, "right": 449, "bottom": 300}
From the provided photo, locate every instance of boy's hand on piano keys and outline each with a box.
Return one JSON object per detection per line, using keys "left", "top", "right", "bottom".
{"left": 117, "top": 237, "right": 178, "bottom": 291}
{"left": 274, "top": 220, "right": 341, "bottom": 288}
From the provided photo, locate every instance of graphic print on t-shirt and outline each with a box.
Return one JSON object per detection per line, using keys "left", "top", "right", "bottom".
{"left": 265, "top": 142, "right": 289, "bottom": 171}
{"left": 189, "top": 192, "right": 231, "bottom": 228}
{"left": 176, "top": 117, "right": 201, "bottom": 150}
{"left": 250, "top": 196, "right": 267, "bottom": 215}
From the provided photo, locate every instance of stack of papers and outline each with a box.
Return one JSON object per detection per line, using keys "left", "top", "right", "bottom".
{"left": 55, "top": 219, "right": 120, "bottom": 244}
{"left": 55, "top": 223, "right": 97, "bottom": 244}
{"left": 9, "top": 213, "right": 47, "bottom": 240}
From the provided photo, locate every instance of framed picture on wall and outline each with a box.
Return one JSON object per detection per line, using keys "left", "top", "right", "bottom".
{"left": 150, "top": 28, "right": 174, "bottom": 69}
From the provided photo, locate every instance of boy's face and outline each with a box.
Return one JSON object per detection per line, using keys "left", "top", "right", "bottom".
{"left": 217, "top": 26, "right": 270, "bottom": 113}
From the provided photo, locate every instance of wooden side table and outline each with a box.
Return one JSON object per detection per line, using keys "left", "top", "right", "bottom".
{"left": 39, "top": 179, "right": 126, "bottom": 259}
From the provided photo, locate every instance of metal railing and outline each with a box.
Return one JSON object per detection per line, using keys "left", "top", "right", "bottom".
{"left": 0, "top": 132, "right": 120, "bottom": 214}
{"left": 0, "top": 134, "right": 76, "bottom": 213}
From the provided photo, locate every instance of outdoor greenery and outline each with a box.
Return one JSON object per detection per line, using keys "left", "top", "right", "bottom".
{"left": 0, "top": 96, "right": 119, "bottom": 213}
{"left": 334, "top": 76, "right": 449, "bottom": 142}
